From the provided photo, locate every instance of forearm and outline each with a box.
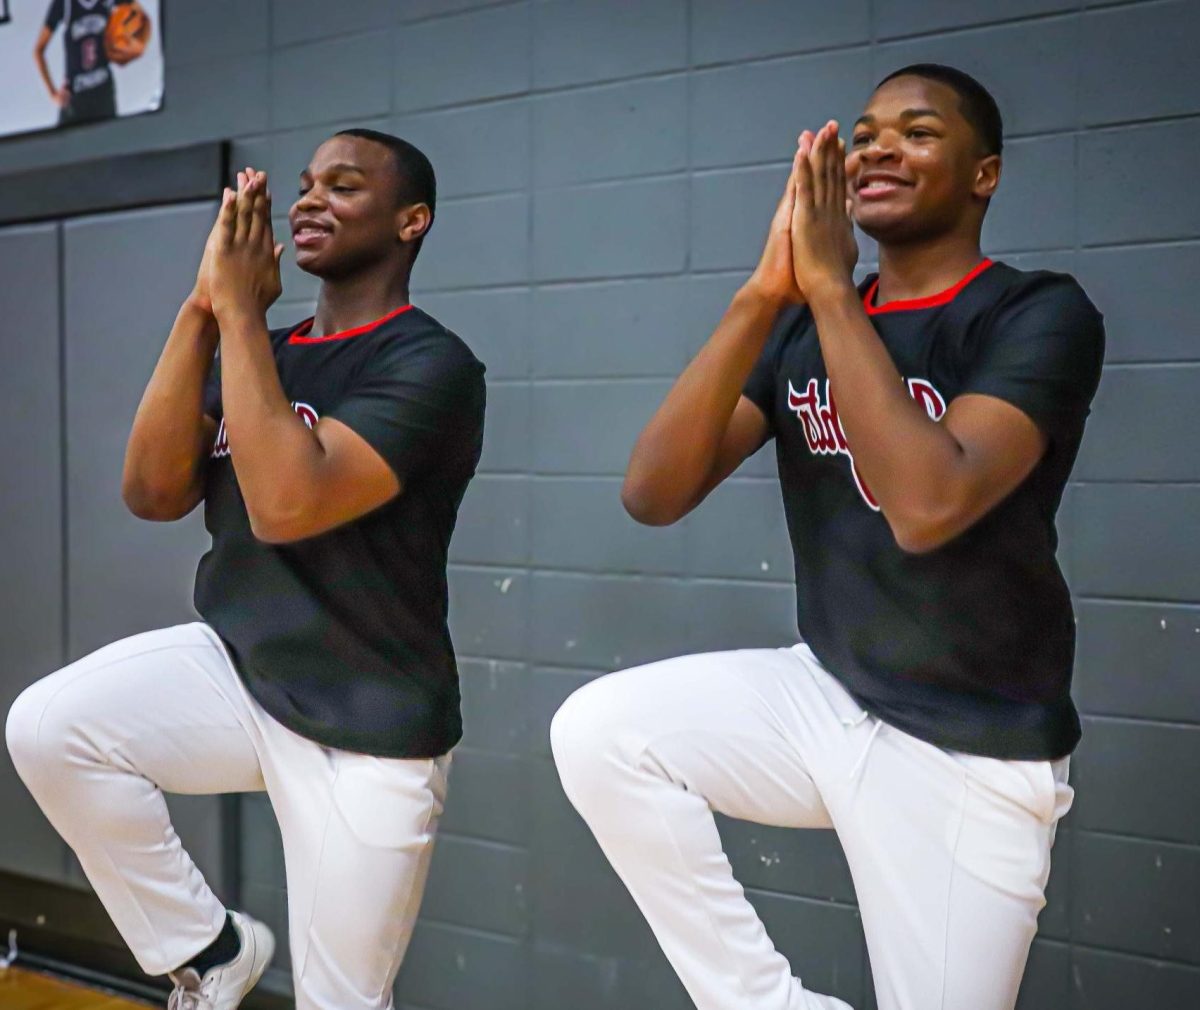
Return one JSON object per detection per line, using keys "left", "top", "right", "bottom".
{"left": 807, "top": 281, "right": 967, "bottom": 531}
{"left": 623, "top": 284, "right": 782, "bottom": 520}
{"left": 217, "top": 308, "right": 326, "bottom": 537}
{"left": 122, "top": 300, "right": 217, "bottom": 518}
{"left": 33, "top": 48, "right": 56, "bottom": 98}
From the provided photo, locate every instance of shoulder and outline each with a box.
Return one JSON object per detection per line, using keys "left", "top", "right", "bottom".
{"left": 983, "top": 263, "right": 1103, "bottom": 331}
{"left": 369, "top": 308, "right": 486, "bottom": 397}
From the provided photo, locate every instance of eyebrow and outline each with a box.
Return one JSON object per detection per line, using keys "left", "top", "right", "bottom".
{"left": 300, "top": 162, "right": 368, "bottom": 178}
{"left": 853, "top": 108, "right": 946, "bottom": 128}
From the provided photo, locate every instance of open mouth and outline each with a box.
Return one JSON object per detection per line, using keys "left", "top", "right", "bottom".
{"left": 292, "top": 222, "right": 333, "bottom": 248}
{"left": 856, "top": 176, "right": 911, "bottom": 200}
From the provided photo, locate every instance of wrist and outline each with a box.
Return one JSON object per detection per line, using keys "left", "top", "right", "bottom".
{"left": 183, "top": 291, "right": 212, "bottom": 317}
{"left": 803, "top": 274, "right": 859, "bottom": 314}
{"left": 213, "top": 299, "right": 265, "bottom": 334}
{"left": 738, "top": 278, "right": 794, "bottom": 314}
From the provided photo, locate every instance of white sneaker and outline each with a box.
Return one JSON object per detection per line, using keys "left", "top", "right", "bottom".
{"left": 167, "top": 911, "right": 275, "bottom": 1010}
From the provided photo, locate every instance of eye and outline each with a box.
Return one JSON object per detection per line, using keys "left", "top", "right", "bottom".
{"left": 851, "top": 133, "right": 871, "bottom": 147}
{"left": 332, "top": 186, "right": 356, "bottom": 193}
{"left": 297, "top": 186, "right": 310, "bottom": 196}
{"left": 907, "top": 128, "right": 936, "bottom": 139}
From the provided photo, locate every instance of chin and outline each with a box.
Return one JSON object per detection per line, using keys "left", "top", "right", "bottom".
{"left": 856, "top": 208, "right": 939, "bottom": 246}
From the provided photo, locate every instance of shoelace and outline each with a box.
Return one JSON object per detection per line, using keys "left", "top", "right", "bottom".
{"left": 167, "top": 983, "right": 199, "bottom": 1010}
{"left": 167, "top": 969, "right": 213, "bottom": 1010}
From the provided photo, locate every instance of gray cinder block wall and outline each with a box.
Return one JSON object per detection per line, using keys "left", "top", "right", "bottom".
{"left": 1, "top": 1, "right": 1198, "bottom": 1007}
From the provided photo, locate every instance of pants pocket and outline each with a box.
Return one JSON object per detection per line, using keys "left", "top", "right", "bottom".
{"left": 331, "top": 754, "right": 444, "bottom": 850}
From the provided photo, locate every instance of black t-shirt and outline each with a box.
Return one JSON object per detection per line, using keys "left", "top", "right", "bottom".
{"left": 194, "top": 305, "right": 486, "bottom": 758}
{"left": 743, "top": 260, "right": 1105, "bottom": 760}
{"left": 45, "top": 0, "right": 115, "bottom": 97}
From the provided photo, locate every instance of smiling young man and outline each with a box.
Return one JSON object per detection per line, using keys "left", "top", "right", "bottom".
{"left": 551, "top": 65, "right": 1104, "bottom": 1010}
{"left": 6, "top": 129, "right": 485, "bottom": 1010}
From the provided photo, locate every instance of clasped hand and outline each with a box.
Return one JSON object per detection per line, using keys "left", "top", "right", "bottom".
{"left": 749, "top": 120, "right": 858, "bottom": 306}
{"left": 196, "top": 168, "right": 284, "bottom": 320}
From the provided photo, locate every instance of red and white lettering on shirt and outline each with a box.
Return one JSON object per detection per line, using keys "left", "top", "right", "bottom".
{"left": 786, "top": 377, "right": 946, "bottom": 511}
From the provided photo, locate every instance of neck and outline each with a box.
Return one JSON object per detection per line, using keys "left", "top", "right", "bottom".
{"left": 875, "top": 230, "right": 985, "bottom": 305}
{"left": 311, "top": 259, "right": 411, "bottom": 338}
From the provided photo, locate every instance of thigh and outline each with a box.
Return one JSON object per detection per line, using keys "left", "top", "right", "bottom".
{"left": 837, "top": 729, "right": 1070, "bottom": 1010}
{"left": 8, "top": 623, "right": 264, "bottom": 795}
{"left": 269, "top": 743, "right": 449, "bottom": 1009}
{"left": 553, "top": 647, "right": 835, "bottom": 829}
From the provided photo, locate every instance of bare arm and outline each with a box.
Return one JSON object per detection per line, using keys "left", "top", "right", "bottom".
{"left": 121, "top": 200, "right": 227, "bottom": 520}
{"left": 121, "top": 300, "right": 218, "bottom": 520}
{"left": 210, "top": 171, "right": 402, "bottom": 545}
{"left": 33, "top": 25, "right": 67, "bottom": 106}
{"left": 791, "top": 123, "right": 1046, "bottom": 554}
{"left": 623, "top": 146, "right": 827, "bottom": 526}
{"left": 621, "top": 291, "right": 776, "bottom": 526}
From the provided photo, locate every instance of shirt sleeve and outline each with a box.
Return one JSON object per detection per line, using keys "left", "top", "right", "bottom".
{"left": 328, "top": 338, "right": 486, "bottom": 485}
{"left": 44, "top": 0, "right": 64, "bottom": 31}
{"left": 959, "top": 275, "right": 1105, "bottom": 439}
{"left": 742, "top": 303, "right": 808, "bottom": 432}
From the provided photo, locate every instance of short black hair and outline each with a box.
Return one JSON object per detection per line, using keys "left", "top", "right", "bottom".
{"left": 875, "top": 64, "right": 1003, "bottom": 156}
{"left": 335, "top": 128, "right": 437, "bottom": 252}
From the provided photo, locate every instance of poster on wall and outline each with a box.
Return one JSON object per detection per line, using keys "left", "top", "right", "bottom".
{"left": 0, "top": 0, "right": 162, "bottom": 140}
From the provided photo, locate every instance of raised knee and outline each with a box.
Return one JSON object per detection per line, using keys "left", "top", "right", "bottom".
{"left": 550, "top": 676, "right": 633, "bottom": 802}
{"left": 6, "top": 683, "right": 51, "bottom": 780}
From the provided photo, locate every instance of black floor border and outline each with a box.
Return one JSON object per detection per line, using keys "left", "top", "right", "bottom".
{"left": 0, "top": 869, "right": 291, "bottom": 1009}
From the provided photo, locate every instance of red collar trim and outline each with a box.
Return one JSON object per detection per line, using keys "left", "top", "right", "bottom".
{"left": 863, "top": 259, "right": 994, "bottom": 316}
{"left": 287, "top": 304, "right": 413, "bottom": 344}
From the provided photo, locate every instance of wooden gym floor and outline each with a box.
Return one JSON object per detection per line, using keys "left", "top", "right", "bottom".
{"left": 0, "top": 967, "right": 152, "bottom": 1009}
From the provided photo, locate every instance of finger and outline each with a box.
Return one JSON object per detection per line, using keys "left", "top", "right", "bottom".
{"left": 809, "top": 126, "right": 827, "bottom": 207}
{"left": 825, "top": 123, "right": 841, "bottom": 209}
{"left": 835, "top": 135, "right": 847, "bottom": 211}
{"left": 218, "top": 187, "right": 237, "bottom": 245}
{"left": 235, "top": 175, "right": 255, "bottom": 243}
{"left": 248, "top": 181, "right": 266, "bottom": 246}
{"left": 793, "top": 133, "right": 815, "bottom": 211}
{"left": 260, "top": 190, "right": 278, "bottom": 254}
{"left": 811, "top": 125, "right": 829, "bottom": 207}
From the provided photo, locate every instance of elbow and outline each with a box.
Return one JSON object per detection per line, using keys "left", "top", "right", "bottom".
{"left": 121, "top": 478, "right": 193, "bottom": 522}
{"left": 620, "top": 478, "right": 684, "bottom": 527}
{"left": 248, "top": 511, "right": 305, "bottom": 546}
{"left": 247, "top": 497, "right": 316, "bottom": 545}
{"left": 885, "top": 495, "right": 964, "bottom": 556}
{"left": 891, "top": 521, "right": 953, "bottom": 556}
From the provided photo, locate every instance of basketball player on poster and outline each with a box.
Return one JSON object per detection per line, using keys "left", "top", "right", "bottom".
{"left": 552, "top": 65, "right": 1105, "bottom": 1010}
{"left": 33, "top": 0, "right": 149, "bottom": 126}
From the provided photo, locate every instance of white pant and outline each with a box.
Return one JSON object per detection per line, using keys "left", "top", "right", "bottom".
{"left": 550, "top": 644, "right": 1072, "bottom": 1010}
{"left": 5, "top": 623, "right": 449, "bottom": 1010}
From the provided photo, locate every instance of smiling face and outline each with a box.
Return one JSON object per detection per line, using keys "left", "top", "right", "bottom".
{"left": 847, "top": 75, "right": 1000, "bottom": 246}
{"left": 287, "top": 134, "right": 429, "bottom": 279}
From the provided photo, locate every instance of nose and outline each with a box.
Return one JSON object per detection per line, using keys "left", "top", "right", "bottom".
{"left": 860, "top": 130, "right": 900, "bottom": 164}
{"left": 292, "top": 186, "right": 326, "bottom": 217}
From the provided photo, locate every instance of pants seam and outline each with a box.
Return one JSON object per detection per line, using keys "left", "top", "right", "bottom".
{"left": 27, "top": 636, "right": 214, "bottom": 752}
{"left": 938, "top": 776, "right": 970, "bottom": 1010}
{"left": 634, "top": 738, "right": 787, "bottom": 1008}
{"left": 295, "top": 762, "right": 341, "bottom": 987}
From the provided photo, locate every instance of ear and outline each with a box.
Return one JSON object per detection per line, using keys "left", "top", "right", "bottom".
{"left": 974, "top": 154, "right": 1001, "bottom": 201}
{"left": 397, "top": 203, "right": 433, "bottom": 245}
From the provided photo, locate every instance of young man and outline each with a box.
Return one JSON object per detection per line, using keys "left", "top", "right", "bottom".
{"left": 551, "top": 65, "right": 1103, "bottom": 1010}
{"left": 6, "top": 129, "right": 485, "bottom": 1010}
